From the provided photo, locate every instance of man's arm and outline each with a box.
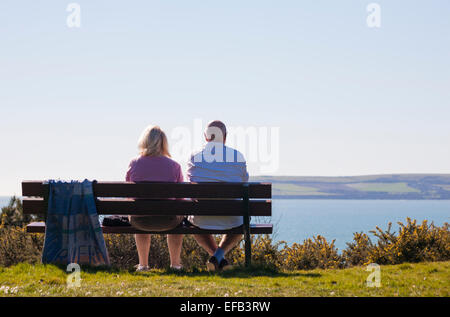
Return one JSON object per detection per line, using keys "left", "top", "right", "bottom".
{"left": 237, "top": 150, "right": 249, "bottom": 182}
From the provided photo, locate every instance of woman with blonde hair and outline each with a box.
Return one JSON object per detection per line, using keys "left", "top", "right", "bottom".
{"left": 126, "top": 125, "right": 184, "bottom": 271}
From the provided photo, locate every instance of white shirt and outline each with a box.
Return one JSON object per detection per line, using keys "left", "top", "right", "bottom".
{"left": 187, "top": 142, "right": 249, "bottom": 230}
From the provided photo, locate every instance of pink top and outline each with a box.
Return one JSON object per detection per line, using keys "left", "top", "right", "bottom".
{"left": 126, "top": 156, "right": 184, "bottom": 183}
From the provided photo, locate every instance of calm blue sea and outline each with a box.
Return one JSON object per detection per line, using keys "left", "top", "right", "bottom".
{"left": 266, "top": 199, "right": 450, "bottom": 250}
{"left": 1, "top": 197, "right": 448, "bottom": 251}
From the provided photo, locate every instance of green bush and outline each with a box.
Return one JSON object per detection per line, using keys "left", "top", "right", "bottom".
{"left": 342, "top": 232, "right": 374, "bottom": 266}
{"left": 227, "top": 235, "right": 287, "bottom": 269}
{"left": 0, "top": 195, "right": 448, "bottom": 271}
{"left": 0, "top": 197, "right": 40, "bottom": 227}
{"left": 104, "top": 234, "right": 210, "bottom": 270}
{"left": 0, "top": 196, "right": 44, "bottom": 266}
{"left": 103, "top": 234, "right": 138, "bottom": 269}
{"left": 179, "top": 235, "right": 210, "bottom": 270}
{"left": 281, "top": 235, "right": 344, "bottom": 270}
{"left": 0, "top": 226, "right": 43, "bottom": 266}
{"left": 366, "top": 218, "right": 450, "bottom": 265}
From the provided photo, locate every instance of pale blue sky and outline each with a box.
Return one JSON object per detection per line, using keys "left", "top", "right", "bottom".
{"left": 1, "top": 1, "right": 450, "bottom": 195}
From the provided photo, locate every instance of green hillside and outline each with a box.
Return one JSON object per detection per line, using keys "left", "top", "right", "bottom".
{"left": 251, "top": 174, "right": 450, "bottom": 199}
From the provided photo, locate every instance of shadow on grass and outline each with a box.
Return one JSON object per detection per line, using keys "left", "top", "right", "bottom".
{"left": 147, "top": 265, "right": 321, "bottom": 278}
{"left": 50, "top": 263, "right": 321, "bottom": 278}
{"left": 50, "top": 263, "right": 123, "bottom": 274}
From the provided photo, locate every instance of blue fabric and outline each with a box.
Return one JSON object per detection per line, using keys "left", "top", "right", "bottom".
{"left": 213, "top": 247, "right": 225, "bottom": 263}
{"left": 41, "top": 180, "right": 110, "bottom": 266}
{"left": 187, "top": 142, "right": 249, "bottom": 183}
{"left": 186, "top": 142, "right": 249, "bottom": 230}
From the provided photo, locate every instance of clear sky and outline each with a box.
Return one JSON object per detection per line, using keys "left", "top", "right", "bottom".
{"left": 1, "top": 1, "right": 450, "bottom": 195}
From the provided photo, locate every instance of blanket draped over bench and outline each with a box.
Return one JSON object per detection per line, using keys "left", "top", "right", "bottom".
{"left": 42, "top": 180, "right": 110, "bottom": 266}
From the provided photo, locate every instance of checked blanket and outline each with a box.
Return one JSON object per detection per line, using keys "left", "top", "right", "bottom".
{"left": 41, "top": 180, "right": 110, "bottom": 266}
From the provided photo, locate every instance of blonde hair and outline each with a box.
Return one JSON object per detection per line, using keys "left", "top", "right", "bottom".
{"left": 138, "top": 125, "right": 170, "bottom": 157}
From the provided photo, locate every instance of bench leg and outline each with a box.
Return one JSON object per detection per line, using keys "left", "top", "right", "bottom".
{"left": 243, "top": 183, "right": 251, "bottom": 268}
{"left": 244, "top": 230, "right": 251, "bottom": 268}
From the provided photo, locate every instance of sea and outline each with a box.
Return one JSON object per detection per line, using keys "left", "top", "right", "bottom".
{"left": 265, "top": 199, "right": 449, "bottom": 250}
{"left": 1, "top": 197, "right": 448, "bottom": 251}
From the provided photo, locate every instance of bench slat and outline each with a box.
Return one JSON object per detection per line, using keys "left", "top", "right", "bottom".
{"left": 22, "top": 181, "right": 271, "bottom": 199}
{"left": 22, "top": 198, "right": 271, "bottom": 216}
{"left": 26, "top": 222, "right": 273, "bottom": 235}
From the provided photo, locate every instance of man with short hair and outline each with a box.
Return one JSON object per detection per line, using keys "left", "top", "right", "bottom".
{"left": 187, "top": 120, "right": 249, "bottom": 271}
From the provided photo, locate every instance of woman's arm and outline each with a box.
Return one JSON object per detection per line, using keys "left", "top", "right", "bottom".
{"left": 125, "top": 160, "right": 135, "bottom": 182}
{"left": 177, "top": 164, "right": 184, "bottom": 183}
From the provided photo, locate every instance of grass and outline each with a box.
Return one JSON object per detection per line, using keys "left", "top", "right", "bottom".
{"left": 0, "top": 261, "right": 448, "bottom": 297}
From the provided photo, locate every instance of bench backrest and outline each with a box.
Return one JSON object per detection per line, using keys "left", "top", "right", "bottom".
{"left": 22, "top": 181, "right": 272, "bottom": 217}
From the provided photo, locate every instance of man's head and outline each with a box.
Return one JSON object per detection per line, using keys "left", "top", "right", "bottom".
{"left": 204, "top": 120, "right": 227, "bottom": 143}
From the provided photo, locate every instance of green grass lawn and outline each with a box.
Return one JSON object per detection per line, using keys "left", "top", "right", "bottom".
{"left": 0, "top": 261, "right": 448, "bottom": 297}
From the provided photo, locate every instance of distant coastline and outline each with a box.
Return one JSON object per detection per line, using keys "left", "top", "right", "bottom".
{"left": 2, "top": 174, "right": 450, "bottom": 203}
{"left": 251, "top": 174, "right": 450, "bottom": 200}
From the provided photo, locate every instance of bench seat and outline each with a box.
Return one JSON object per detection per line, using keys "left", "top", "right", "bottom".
{"left": 26, "top": 222, "right": 273, "bottom": 235}
{"left": 22, "top": 181, "right": 272, "bottom": 267}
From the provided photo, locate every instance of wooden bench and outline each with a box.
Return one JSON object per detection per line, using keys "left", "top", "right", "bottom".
{"left": 22, "top": 181, "right": 272, "bottom": 267}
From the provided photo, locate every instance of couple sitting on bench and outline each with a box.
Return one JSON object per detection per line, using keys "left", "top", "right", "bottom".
{"left": 126, "top": 120, "right": 248, "bottom": 272}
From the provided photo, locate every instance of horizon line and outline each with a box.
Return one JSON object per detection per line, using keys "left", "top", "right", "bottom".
{"left": 2, "top": 173, "right": 450, "bottom": 197}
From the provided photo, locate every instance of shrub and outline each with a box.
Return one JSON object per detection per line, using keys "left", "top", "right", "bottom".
{"left": 104, "top": 234, "right": 210, "bottom": 270}
{"left": 367, "top": 218, "right": 450, "bottom": 265}
{"left": 0, "top": 196, "right": 40, "bottom": 228}
{"left": 0, "top": 209, "right": 448, "bottom": 270}
{"left": 342, "top": 232, "right": 375, "bottom": 266}
{"left": 105, "top": 234, "right": 286, "bottom": 270}
{"left": 103, "top": 234, "right": 138, "bottom": 269}
{"left": 227, "top": 235, "right": 286, "bottom": 269}
{"left": 281, "top": 235, "right": 344, "bottom": 270}
{"left": 179, "top": 235, "right": 210, "bottom": 270}
{"left": 0, "top": 226, "right": 43, "bottom": 266}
